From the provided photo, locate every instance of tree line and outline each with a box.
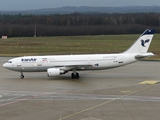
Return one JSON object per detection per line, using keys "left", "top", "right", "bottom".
{"left": 0, "top": 13, "right": 160, "bottom": 37}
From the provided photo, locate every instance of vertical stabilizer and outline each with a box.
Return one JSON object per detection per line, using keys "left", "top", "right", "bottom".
{"left": 124, "top": 29, "right": 155, "bottom": 53}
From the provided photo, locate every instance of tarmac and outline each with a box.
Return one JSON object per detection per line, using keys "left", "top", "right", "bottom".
{"left": 0, "top": 57, "right": 160, "bottom": 120}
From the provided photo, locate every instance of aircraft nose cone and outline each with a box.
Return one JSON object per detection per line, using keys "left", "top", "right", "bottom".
{"left": 3, "top": 63, "right": 7, "bottom": 68}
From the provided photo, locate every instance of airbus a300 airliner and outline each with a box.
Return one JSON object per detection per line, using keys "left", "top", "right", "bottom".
{"left": 3, "top": 29, "right": 155, "bottom": 79}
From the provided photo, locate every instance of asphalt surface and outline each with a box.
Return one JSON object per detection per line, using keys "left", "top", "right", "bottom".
{"left": 0, "top": 57, "right": 160, "bottom": 120}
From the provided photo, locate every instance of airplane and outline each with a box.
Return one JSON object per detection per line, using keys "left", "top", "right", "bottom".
{"left": 3, "top": 29, "right": 155, "bottom": 79}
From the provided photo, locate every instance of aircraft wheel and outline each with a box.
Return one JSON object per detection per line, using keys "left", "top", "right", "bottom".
{"left": 20, "top": 75, "right": 24, "bottom": 79}
{"left": 71, "top": 72, "right": 79, "bottom": 79}
{"left": 76, "top": 73, "right": 79, "bottom": 79}
{"left": 71, "top": 73, "right": 75, "bottom": 79}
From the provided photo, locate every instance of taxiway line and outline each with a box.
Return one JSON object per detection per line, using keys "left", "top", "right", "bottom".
{"left": 0, "top": 92, "right": 51, "bottom": 107}
{"left": 59, "top": 84, "right": 156, "bottom": 120}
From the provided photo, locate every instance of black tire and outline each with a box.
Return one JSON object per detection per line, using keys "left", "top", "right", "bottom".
{"left": 20, "top": 75, "right": 24, "bottom": 79}
{"left": 76, "top": 73, "right": 79, "bottom": 79}
{"left": 71, "top": 73, "right": 75, "bottom": 79}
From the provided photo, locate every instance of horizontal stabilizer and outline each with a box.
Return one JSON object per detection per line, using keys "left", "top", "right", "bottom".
{"left": 135, "top": 52, "right": 155, "bottom": 59}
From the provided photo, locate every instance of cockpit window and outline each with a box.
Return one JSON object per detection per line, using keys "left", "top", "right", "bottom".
{"left": 7, "top": 61, "right": 12, "bottom": 63}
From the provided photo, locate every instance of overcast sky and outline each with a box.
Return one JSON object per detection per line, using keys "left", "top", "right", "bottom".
{"left": 0, "top": 0, "right": 160, "bottom": 11}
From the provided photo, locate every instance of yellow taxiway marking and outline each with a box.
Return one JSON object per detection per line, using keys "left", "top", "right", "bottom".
{"left": 59, "top": 84, "right": 156, "bottom": 120}
{"left": 120, "top": 91, "right": 131, "bottom": 93}
{"left": 80, "top": 117, "right": 102, "bottom": 120}
{"left": 139, "top": 80, "right": 160, "bottom": 85}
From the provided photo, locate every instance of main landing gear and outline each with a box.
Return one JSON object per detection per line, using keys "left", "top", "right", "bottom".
{"left": 71, "top": 72, "right": 79, "bottom": 79}
{"left": 20, "top": 72, "right": 24, "bottom": 79}
{"left": 71, "top": 69, "right": 79, "bottom": 79}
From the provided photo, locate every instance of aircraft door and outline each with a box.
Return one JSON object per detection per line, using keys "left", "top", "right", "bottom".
{"left": 117, "top": 55, "right": 123, "bottom": 63}
{"left": 36, "top": 58, "right": 42, "bottom": 66}
{"left": 17, "top": 59, "right": 22, "bottom": 67}
{"left": 88, "top": 58, "right": 92, "bottom": 65}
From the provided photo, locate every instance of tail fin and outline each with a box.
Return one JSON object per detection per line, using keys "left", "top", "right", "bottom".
{"left": 124, "top": 29, "right": 155, "bottom": 54}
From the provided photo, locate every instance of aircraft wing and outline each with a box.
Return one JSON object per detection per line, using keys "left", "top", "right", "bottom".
{"left": 55, "top": 65, "right": 93, "bottom": 71}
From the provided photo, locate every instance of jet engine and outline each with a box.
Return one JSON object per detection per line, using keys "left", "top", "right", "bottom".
{"left": 47, "top": 68, "right": 65, "bottom": 77}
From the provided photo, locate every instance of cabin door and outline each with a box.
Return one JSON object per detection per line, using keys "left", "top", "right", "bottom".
{"left": 17, "top": 59, "right": 22, "bottom": 67}
{"left": 36, "top": 58, "right": 42, "bottom": 66}
{"left": 117, "top": 55, "right": 123, "bottom": 63}
{"left": 88, "top": 58, "right": 92, "bottom": 65}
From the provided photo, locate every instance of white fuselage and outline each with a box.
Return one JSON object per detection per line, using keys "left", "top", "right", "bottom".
{"left": 3, "top": 53, "right": 137, "bottom": 72}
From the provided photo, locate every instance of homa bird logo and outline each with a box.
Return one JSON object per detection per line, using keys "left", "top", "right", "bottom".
{"left": 141, "top": 39, "right": 150, "bottom": 47}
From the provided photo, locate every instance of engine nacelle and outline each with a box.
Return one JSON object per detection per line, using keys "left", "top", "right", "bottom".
{"left": 47, "top": 68, "right": 64, "bottom": 77}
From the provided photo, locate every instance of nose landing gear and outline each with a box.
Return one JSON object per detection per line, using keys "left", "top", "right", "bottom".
{"left": 20, "top": 72, "right": 24, "bottom": 79}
